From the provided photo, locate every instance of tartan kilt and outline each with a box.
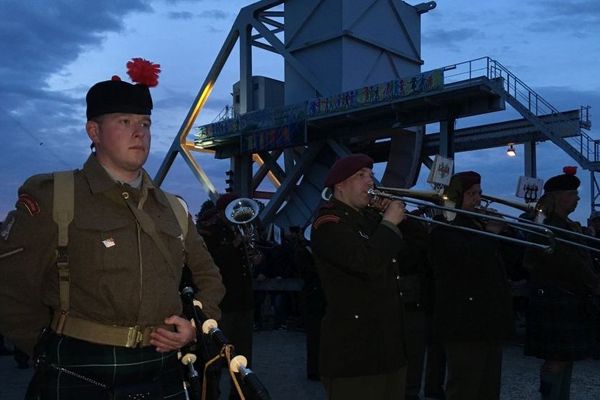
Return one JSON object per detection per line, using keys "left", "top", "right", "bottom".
{"left": 524, "top": 286, "right": 597, "bottom": 361}
{"left": 30, "top": 331, "right": 187, "bottom": 400}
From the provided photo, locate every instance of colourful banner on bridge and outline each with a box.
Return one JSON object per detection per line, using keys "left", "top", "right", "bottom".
{"left": 194, "top": 69, "right": 444, "bottom": 153}
{"left": 307, "top": 69, "right": 444, "bottom": 117}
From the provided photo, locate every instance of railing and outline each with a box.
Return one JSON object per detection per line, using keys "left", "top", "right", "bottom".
{"left": 212, "top": 104, "right": 235, "bottom": 122}
{"left": 441, "top": 57, "right": 598, "bottom": 165}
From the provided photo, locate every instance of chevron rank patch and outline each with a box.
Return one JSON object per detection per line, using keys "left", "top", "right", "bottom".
{"left": 16, "top": 193, "right": 40, "bottom": 216}
{"left": 313, "top": 214, "right": 340, "bottom": 230}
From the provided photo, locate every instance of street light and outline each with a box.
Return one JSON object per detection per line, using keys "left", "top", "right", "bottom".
{"left": 506, "top": 143, "right": 516, "bottom": 157}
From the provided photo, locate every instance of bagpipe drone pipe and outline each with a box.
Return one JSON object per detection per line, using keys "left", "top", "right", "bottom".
{"left": 179, "top": 267, "right": 271, "bottom": 400}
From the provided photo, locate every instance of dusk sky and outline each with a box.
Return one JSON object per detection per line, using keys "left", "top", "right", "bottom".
{"left": 1, "top": 0, "right": 599, "bottom": 223}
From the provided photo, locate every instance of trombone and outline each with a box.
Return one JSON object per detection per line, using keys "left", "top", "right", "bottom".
{"left": 368, "top": 187, "right": 556, "bottom": 253}
{"left": 480, "top": 193, "right": 600, "bottom": 254}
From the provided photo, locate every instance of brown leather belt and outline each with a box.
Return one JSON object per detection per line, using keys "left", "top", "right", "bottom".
{"left": 50, "top": 312, "right": 171, "bottom": 348}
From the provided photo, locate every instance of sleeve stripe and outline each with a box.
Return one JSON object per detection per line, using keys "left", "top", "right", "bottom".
{"left": 313, "top": 215, "right": 340, "bottom": 230}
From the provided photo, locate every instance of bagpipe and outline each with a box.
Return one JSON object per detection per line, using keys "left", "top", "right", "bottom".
{"left": 178, "top": 269, "right": 270, "bottom": 400}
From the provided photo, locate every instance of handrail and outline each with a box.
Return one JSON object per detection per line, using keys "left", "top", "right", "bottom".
{"left": 440, "top": 57, "right": 597, "bottom": 166}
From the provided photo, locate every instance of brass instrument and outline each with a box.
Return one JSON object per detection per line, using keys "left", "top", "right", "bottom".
{"left": 225, "top": 197, "right": 261, "bottom": 263}
{"left": 479, "top": 193, "right": 600, "bottom": 253}
{"left": 374, "top": 186, "right": 600, "bottom": 254}
{"left": 480, "top": 194, "right": 536, "bottom": 213}
{"left": 368, "top": 187, "right": 556, "bottom": 253}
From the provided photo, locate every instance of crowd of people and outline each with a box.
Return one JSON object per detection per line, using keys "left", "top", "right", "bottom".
{"left": 0, "top": 56, "right": 598, "bottom": 400}
{"left": 309, "top": 154, "right": 600, "bottom": 400}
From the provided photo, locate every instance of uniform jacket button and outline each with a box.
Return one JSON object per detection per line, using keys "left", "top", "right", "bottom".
{"left": 468, "top": 296, "right": 474, "bottom": 301}
{"left": 396, "top": 275, "right": 400, "bottom": 280}
{"left": 354, "top": 314, "right": 359, "bottom": 319}
{"left": 392, "top": 258, "right": 397, "bottom": 263}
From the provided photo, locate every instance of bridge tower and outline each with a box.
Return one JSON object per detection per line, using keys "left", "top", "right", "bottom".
{"left": 155, "top": 0, "right": 598, "bottom": 230}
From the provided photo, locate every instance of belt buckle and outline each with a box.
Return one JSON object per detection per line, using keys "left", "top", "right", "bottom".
{"left": 125, "top": 325, "right": 144, "bottom": 348}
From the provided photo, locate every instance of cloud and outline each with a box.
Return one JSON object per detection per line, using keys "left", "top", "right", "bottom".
{"left": 422, "top": 28, "right": 482, "bottom": 51}
{"left": 198, "top": 10, "right": 228, "bottom": 19}
{"left": 167, "top": 11, "right": 195, "bottom": 20}
{"left": 527, "top": 0, "right": 600, "bottom": 34}
{"left": 0, "top": 0, "right": 155, "bottom": 130}
{"left": 0, "top": 1, "right": 152, "bottom": 83}
{"left": 0, "top": 1, "right": 156, "bottom": 218}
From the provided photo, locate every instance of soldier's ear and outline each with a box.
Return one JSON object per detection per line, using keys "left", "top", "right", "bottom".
{"left": 86, "top": 120, "right": 100, "bottom": 144}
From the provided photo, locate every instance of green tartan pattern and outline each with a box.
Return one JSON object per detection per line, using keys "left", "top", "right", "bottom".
{"left": 525, "top": 286, "right": 597, "bottom": 361}
{"left": 33, "top": 332, "right": 187, "bottom": 399}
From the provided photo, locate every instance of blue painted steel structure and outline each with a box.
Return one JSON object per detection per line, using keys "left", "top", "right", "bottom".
{"left": 154, "top": 1, "right": 598, "bottom": 231}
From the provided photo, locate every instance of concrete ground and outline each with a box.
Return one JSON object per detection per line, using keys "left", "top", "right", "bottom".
{"left": 1, "top": 331, "right": 599, "bottom": 399}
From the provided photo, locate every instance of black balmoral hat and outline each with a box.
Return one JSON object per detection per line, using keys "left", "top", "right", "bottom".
{"left": 86, "top": 58, "right": 160, "bottom": 120}
{"left": 544, "top": 166, "right": 580, "bottom": 193}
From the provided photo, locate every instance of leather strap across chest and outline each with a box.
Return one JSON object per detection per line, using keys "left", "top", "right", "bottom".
{"left": 50, "top": 171, "right": 186, "bottom": 346}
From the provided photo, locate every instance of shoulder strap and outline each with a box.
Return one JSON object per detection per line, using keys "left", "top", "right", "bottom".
{"left": 165, "top": 193, "right": 189, "bottom": 240}
{"left": 52, "top": 171, "right": 75, "bottom": 333}
{"left": 53, "top": 171, "right": 75, "bottom": 247}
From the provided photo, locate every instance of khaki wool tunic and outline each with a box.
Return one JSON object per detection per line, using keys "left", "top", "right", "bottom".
{"left": 0, "top": 155, "right": 225, "bottom": 355}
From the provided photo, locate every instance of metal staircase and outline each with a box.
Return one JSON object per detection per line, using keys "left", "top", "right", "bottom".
{"left": 443, "top": 57, "right": 597, "bottom": 170}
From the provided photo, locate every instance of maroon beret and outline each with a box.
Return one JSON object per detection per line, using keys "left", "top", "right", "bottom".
{"left": 444, "top": 171, "right": 481, "bottom": 206}
{"left": 544, "top": 166, "right": 580, "bottom": 193}
{"left": 323, "top": 154, "right": 374, "bottom": 188}
{"left": 216, "top": 193, "right": 240, "bottom": 210}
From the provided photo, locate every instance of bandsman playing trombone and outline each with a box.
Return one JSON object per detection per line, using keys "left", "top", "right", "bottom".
{"left": 428, "top": 171, "right": 514, "bottom": 400}
{"left": 311, "top": 153, "right": 408, "bottom": 400}
{"left": 523, "top": 167, "right": 600, "bottom": 400}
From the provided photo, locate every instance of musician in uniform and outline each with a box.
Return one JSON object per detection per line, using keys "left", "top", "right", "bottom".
{"left": 397, "top": 216, "right": 430, "bottom": 400}
{"left": 199, "top": 192, "right": 257, "bottom": 399}
{"left": 311, "top": 153, "right": 408, "bottom": 400}
{"left": 0, "top": 59, "right": 225, "bottom": 399}
{"left": 295, "top": 225, "right": 325, "bottom": 381}
{"left": 523, "top": 167, "right": 600, "bottom": 399}
{"left": 428, "top": 171, "right": 514, "bottom": 400}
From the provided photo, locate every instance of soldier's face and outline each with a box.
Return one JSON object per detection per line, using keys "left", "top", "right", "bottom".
{"left": 334, "top": 167, "right": 374, "bottom": 210}
{"left": 555, "top": 190, "right": 579, "bottom": 215}
{"left": 86, "top": 113, "right": 151, "bottom": 179}
{"left": 461, "top": 184, "right": 482, "bottom": 211}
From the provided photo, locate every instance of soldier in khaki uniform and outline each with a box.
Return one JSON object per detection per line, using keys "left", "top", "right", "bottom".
{"left": 311, "top": 154, "right": 408, "bottom": 400}
{"left": 0, "top": 59, "right": 225, "bottom": 399}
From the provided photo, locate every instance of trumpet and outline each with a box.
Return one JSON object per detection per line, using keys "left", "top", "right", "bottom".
{"left": 368, "top": 187, "right": 556, "bottom": 253}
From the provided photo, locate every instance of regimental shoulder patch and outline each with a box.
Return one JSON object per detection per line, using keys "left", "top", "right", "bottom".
{"left": 313, "top": 214, "right": 340, "bottom": 230}
{"left": 0, "top": 212, "right": 16, "bottom": 240}
{"left": 16, "top": 193, "right": 40, "bottom": 216}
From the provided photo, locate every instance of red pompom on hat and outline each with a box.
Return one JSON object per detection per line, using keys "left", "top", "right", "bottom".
{"left": 127, "top": 58, "right": 161, "bottom": 87}
{"left": 544, "top": 166, "right": 580, "bottom": 193}
{"left": 323, "top": 154, "right": 374, "bottom": 188}
{"left": 86, "top": 58, "right": 160, "bottom": 120}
